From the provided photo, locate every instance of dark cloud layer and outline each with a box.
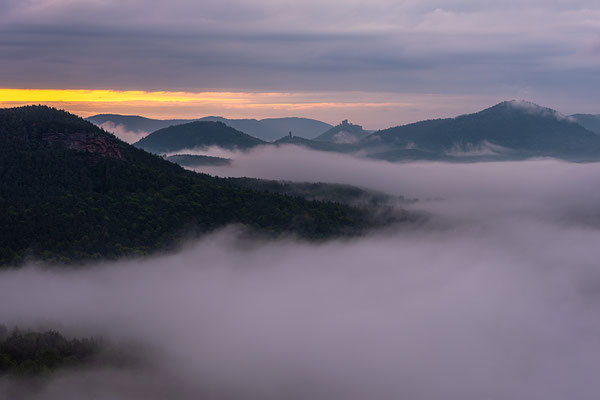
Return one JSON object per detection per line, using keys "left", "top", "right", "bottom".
{"left": 1, "top": 0, "right": 599, "bottom": 113}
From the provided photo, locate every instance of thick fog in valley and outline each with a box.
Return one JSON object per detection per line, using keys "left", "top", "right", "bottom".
{"left": 3, "top": 146, "right": 600, "bottom": 399}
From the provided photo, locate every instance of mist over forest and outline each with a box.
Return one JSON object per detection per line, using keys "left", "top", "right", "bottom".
{"left": 3, "top": 146, "right": 600, "bottom": 399}
{"left": 3, "top": 0, "right": 600, "bottom": 398}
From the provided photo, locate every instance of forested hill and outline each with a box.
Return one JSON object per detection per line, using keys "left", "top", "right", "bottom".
{"left": 0, "top": 106, "right": 373, "bottom": 266}
{"left": 134, "top": 121, "right": 266, "bottom": 153}
{"left": 365, "top": 101, "right": 600, "bottom": 161}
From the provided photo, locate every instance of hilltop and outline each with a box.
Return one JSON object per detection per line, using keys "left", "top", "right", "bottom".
{"left": 134, "top": 121, "right": 266, "bottom": 153}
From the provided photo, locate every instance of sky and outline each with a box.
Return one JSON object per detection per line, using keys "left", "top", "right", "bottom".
{"left": 1, "top": 0, "right": 599, "bottom": 128}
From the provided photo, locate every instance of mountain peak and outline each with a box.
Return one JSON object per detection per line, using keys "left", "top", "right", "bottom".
{"left": 134, "top": 120, "right": 265, "bottom": 153}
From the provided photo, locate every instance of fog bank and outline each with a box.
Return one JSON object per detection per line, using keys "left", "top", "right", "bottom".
{"left": 3, "top": 150, "right": 600, "bottom": 399}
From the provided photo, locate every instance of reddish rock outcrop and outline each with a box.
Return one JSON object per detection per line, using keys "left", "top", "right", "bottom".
{"left": 43, "top": 132, "right": 124, "bottom": 160}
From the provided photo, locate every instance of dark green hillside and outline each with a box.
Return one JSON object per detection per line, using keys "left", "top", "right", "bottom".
{"left": 366, "top": 101, "right": 600, "bottom": 161}
{"left": 134, "top": 121, "right": 266, "bottom": 153}
{"left": 0, "top": 106, "right": 372, "bottom": 266}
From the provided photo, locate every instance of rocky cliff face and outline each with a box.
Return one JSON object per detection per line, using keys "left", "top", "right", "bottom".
{"left": 43, "top": 132, "right": 124, "bottom": 160}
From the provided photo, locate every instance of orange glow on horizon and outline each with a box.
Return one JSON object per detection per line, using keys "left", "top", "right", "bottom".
{"left": 0, "top": 89, "right": 257, "bottom": 104}
{"left": 0, "top": 88, "right": 415, "bottom": 123}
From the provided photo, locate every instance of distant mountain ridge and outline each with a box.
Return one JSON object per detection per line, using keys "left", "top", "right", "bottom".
{"left": 196, "top": 116, "right": 333, "bottom": 141}
{"left": 86, "top": 114, "right": 193, "bottom": 134}
{"left": 87, "top": 114, "right": 333, "bottom": 141}
{"left": 135, "top": 121, "right": 355, "bottom": 155}
{"left": 360, "top": 100, "right": 600, "bottom": 161}
{"left": 91, "top": 101, "right": 600, "bottom": 162}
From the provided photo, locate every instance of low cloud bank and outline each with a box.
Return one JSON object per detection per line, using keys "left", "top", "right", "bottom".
{"left": 2, "top": 149, "right": 600, "bottom": 399}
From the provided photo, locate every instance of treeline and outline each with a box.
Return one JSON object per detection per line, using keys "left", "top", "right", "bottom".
{"left": 0, "top": 326, "right": 101, "bottom": 376}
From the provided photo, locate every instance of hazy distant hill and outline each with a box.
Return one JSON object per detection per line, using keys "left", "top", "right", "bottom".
{"left": 364, "top": 101, "right": 600, "bottom": 161}
{"left": 134, "top": 121, "right": 266, "bottom": 153}
{"left": 315, "top": 120, "right": 369, "bottom": 144}
{"left": 200, "top": 116, "right": 333, "bottom": 141}
{"left": 570, "top": 114, "right": 600, "bottom": 135}
{"left": 87, "top": 114, "right": 332, "bottom": 141}
{"left": 0, "top": 106, "right": 374, "bottom": 266}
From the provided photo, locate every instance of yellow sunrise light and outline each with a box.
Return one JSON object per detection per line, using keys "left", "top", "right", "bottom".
{"left": 0, "top": 89, "right": 253, "bottom": 104}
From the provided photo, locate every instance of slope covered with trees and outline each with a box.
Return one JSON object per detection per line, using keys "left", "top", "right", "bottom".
{"left": 0, "top": 106, "right": 375, "bottom": 266}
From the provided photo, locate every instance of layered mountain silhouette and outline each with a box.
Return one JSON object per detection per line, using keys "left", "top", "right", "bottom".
{"left": 314, "top": 120, "right": 369, "bottom": 144}
{"left": 87, "top": 114, "right": 332, "bottom": 141}
{"left": 91, "top": 101, "right": 600, "bottom": 162}
{"left": 0, "top": 106, "right": 378, "bottom": 266}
